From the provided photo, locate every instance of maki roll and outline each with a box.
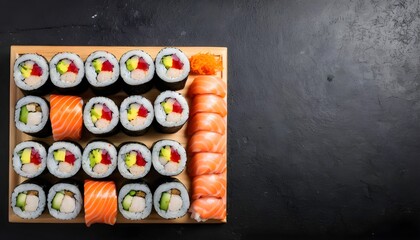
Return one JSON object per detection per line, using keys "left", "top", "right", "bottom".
{"left": 13, "top": 53, "right": 50, "bottom": 95}
{"left": 152, "top": 140, "right": 187, "bottom": 176}
{"left": 15, "top": 96, "right": 51, "bottom": 137}
{"left": 118, "top": 142, "right": 152, "bottom": 179}
{"left": 85, "top": 51, "right": 120, "bottom": 95}
{"left": 155, "top": 48, "right": 190, "bottom": 91}
{"left": 11, "top": 182, "right": 46, "bottom": 219}
{"left": 154, "top": 91, "right": 189, "bottom": 133}
{"left": 12, "top": 141, "right": 47, "bottom": 178}
{"left": 47, "top": 142, "right": 82, "bottom": 178}
{"left": 153, "top": 179, "right": 190, "bottom": 219}
{"left": 47, "top": 183, "right": 82, "bottom": 220}
{"left": 49, "top": 52, "right": 86, "bottom": 93}
{"left": 83, "top": 97, "right": 119, "bottom": 136}
{"left": 82, "top": 141, "right": 117, "bottom": 178}
{"left": 119, "top": 96, "right": 154, "bottom": 136}
{"left": 118, "top": 183, "right": 152, "bottom": 220}
{"left": 120, "top": 50, "right": 155, "bottom": 94}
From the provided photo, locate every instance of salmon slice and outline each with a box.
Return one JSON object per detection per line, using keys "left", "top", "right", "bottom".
{"left": 188, "top": 76, "right": 227, "bottom": 98}
{"left": 191, "top": 94, "right": 227, "bottom": 117}
{"left": 84, "top": 180, "right": 117, "bottom": 227}
{"left": 50, "top": 95, "right": 83, "bottom": 141}
{"left": 192, "top": 172, "right": 227, "bottom": 200}
{"left": 190, "top": 197, "right": 226, "bottom": 222}
{"left": 188, "top": 131, "right": 226, "bottom": 155}
{"left": 188, "top": 153, "right": 226, "bottom": 177}
{"left": 188, "top": 113, "right": 226, "bottom": 135}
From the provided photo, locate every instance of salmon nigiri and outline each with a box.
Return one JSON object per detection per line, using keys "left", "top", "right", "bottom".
{"left": 188, "top": 153, "right": 227, "bottom": 177}
{"left": 188, "top": 113, "right": 226, "bottom": 135}
{"left": 84, "top": 180, "right": 117, "bottom": 226}
{"left": 192, "top": 172, "right": 227, "bottom": 200}
{"left": 188, "top": 131, "right": 226, "bottom": 154}
{"left": 191, "top": 94, "right": 227, "bottom": 117}
{"left": 190, "top": 197, "right": 226, "bottom": 222}
{"left": 188, "top": 76, "right": 227, "bottom": 98}
{"left": 50, "top": 95, "right": 83, "bottom": 141}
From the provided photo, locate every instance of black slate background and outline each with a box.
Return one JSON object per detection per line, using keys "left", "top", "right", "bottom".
{"left": 1, "top": 0, "right": 420, "bottom": 239}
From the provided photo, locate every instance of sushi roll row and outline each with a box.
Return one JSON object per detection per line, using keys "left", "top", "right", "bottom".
{"left": 13, "top": 48, "right": 190, "bottom": 96}
{"left": 11, "top": 180, "right": 190, "bottom": 221}
{"left": 187, "top": 76, "right": 228, "bottom": 222}
{"left": 14, "top": 91, "right": 189, "bottom": 138}
{"left": 11, "top": 181, "right": 82, "bottom": 220}
{"left": 12, "top": 140, "right": 187, "bottom": 179}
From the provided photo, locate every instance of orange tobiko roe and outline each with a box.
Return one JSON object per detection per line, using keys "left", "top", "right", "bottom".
{"left": 190, "top": 53, "right": 223, "bottom": 75}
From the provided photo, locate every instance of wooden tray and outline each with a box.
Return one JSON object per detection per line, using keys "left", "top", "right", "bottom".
{"left": 9, "top": 46, "right": 227, "bottom": 224}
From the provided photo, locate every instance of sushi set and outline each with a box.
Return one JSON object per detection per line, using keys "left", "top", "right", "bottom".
{"left": 8, "top": 46, "right": 227, "bottom": 224}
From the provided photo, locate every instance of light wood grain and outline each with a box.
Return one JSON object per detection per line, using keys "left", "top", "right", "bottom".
{"left": 9, "top": 46, "right": 227, "bottom": 224}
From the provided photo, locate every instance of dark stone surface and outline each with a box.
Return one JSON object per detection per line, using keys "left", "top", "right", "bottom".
{"left": 1, "top": 0, "right": 420, "bottom": 239}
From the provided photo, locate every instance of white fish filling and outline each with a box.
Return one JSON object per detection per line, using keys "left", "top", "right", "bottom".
{"left": 95, "top": 118, "right": 111, "bottom": 129}
{"left": 129, "top": 196, "right": 146, "bottom": 213}
{"left": 129, "top": 165, "right": 145, "bottom": 176}
{"left": 27, "top": 112, "right": 42, "bottom": 126}
{"left": 166, "top": 68, "right": 183, "bottom": 79}
{"left": 60, "top": 195, "right": 76, "bottom": 213}
{"left": 58, "top": 161, "right": 73, "bottom": 173}
{"left": 23, "top": 76, "right": 41, "bottom": 86}
{"left": 168, "top": 194, "right": 182, "bottom": 212}
{"left": 164, "top": 161, "right": 179, "bottom": 173}
{"left": 26, "top": 103, "right": 37, "bottom": 112}
{"left": 166, "top": 112, "right": 182, "bottom": 123}
{"left": 130, "top": 69, "right": 147, "bottom": 80}
{"left": 21, "top": 163, "right": 40, "bottom": 174}
{"left": 60, "top": 72, "right": 77, "bottom": 83}
{"left": 97, "top": 71, "right": 113, "bottom": 82}
{"left": 93, "top": 163, "right": 109, "bottom": 174}
{"left": 130, "top": 116, "right": 146, "bottom": 126}
{"left": 25, "top": 194, "right": 39, "bottom": 212}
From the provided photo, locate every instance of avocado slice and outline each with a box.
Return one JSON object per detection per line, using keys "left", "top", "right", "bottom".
{"left": 159, "top": 192, "right": 171, "bottom": 211}
{"left": 125, "top": 152, "right": 137, "bottom": 168}
{"left": 56, "top": 60, "right": 70, "bottom": 74}
{"left": 16, "top": 193, "right": 27, "bottom": 209}
{"left": 92, "top": 59, "right": 103, "bottom": 73}
{"left": 127, "top": 106, "right": 138, "bottom": 121}
{"left": 161, "top": 101, "right": 173, "bottom": 114}
{"left": 19, "top": 106, "right": 29, "bottom": 124}
{"left": 129, "top": 190, "right": 136, "bottom": 196}
{"left": 53, "top": 149, "right": 66, "bottom": 162}
{"left": 52, "top": 192, "right": 65, "bottom": 211}
{"left": 122, "top": 195, "right": 133, "bottom": 211}
{"left": 126, "top": 57, "right": 139, "bottom": 71}
{"left": 162, "top": 56, "right": 173, "bottom": 69}
{"left": 19, "top": 65, "right": 32, "bottom": 78}
{"left": 89, "top": 149, "right": 102, "bottom": 168}
{"left": 90, "top": 105, "right": 102, "bottom": 123}
{"left": 21, "top": 148, "right": 32, "bottom": 164}
{"left": 159, "top": 146, "right": 171, "bottom": 160}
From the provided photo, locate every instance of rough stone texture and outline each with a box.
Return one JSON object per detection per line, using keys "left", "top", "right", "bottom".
{"left": 1, "top": 0, "right": 420, "bottom": 239}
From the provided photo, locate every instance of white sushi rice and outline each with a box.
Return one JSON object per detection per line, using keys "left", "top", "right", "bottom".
{"left": 118, "top": 143, "right": 152, "bottom": 179}
{"left": 120, "top": 50, "right": 155, "bottom": 85}
{"left": 154, "top": 91, "right": 189, "bottom": 128}
{"left": 118, "top": 183, "right": 152, "bottom": 220}
{"left": 82, "top": 141, "right": 117, "bottom": 178}
{"left": 11, "top": 183, "right": 46, "bottom": 219}
{"left": 153, "top": 181, "right": 190, "bottom": 219}
{"left": 155, "top": 48, "right": 190, "bottom": 83}
{"left": 49, "top": 52, "right": 85, "bottom": 88}
{"left": 85, "top": 51, "right": 119, "bottom": 87}
{"left": 47, "top": 183, "right": 82, "bottom": 220}
{"left": 120, "top": 96, "right": 154, "bottom": 133}
{"left": 13, "top": 54, "right": 49, "bottom": 91}
{"left": 47, "top": 142, "right": 82, "bottom": 178}
{"left": 12, "top": 141, "right": 47, "bottom": 178}
{"left": 15, "top": 96, "right": 49, "bottom": 134}
{"left": 152, "top": 140, "right": 187, "bottom": 176}
{"left": 83, "top": 97, "right": 119, "bottom": 135}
